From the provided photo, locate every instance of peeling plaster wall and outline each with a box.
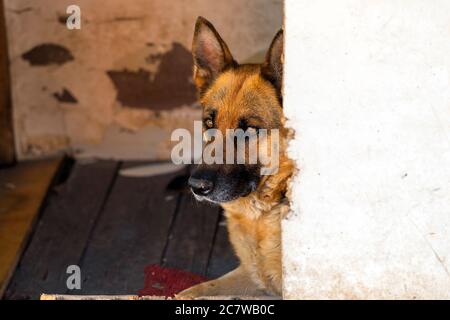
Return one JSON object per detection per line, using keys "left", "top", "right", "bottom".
{"left": 3, "top": 0, "right": 282, "bottom": 160}
{"left": 283, "top": 0, "right": 450, "bottom": 299}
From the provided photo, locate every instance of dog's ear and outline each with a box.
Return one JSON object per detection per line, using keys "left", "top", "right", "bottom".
{"left": 261, "top": 29, "right": 284, "bottom": 96}
{"left": 192, "top": 16, "right": 236, "bottom": 95}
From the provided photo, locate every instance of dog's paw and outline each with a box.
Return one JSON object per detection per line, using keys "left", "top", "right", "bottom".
{"left": 175, "top": 282, "right": 219, "bottom": 300}
{"left": 174, "top": 290, "right": 195, "bottom": 300}
{"left": 175, "top": 284, "right": 208, "bottom": 300}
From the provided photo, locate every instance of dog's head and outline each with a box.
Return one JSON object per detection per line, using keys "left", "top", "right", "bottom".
{"left": 188, "top": 17, "right": 284, "bottom": 204}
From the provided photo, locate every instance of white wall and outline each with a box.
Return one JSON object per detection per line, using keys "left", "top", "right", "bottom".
{"left": 283, "top": 0, "right": 450, "bottom": 299}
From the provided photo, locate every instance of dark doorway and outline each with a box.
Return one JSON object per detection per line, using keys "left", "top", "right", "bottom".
{"left": 0, "top": 0, "right": 15, "bottom": 166}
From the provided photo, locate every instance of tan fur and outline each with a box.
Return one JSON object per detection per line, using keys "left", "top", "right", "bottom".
{"left": 177, "top": 18, "right": 292, "bottom": 299}
{"left": 178, "top": 153, "right": 293, "bottom": 299}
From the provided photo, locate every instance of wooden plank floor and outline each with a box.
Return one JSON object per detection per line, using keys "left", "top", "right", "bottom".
{"left": 0, "top": 158, "right": 62, "bottom": 297}
{"left": 3, "top": 160, "right": 238, "bottom": 299}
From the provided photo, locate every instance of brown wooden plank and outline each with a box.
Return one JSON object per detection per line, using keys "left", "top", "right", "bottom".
{"left": 4, "top": 160, "right": 118, "bottom": 300}
{"left": 40, "top": 294, "right": 166, "bottom": 300}
{"left": 39, "top": 294, "right": 277, "bottom": 300}
{"left": 162, "top": 193, "right": 221, "bottom": 277}
{"left": 206, "top": 213, "right": 240, "bottom": 279}
{"left": 0, "top": 0, "right": 15, "bottom": 165}
{"left": 0, "top": 158, "right": 62, "bottom": 297}
{"left": 78, "top": 162, "right": 181, "bottom": 295}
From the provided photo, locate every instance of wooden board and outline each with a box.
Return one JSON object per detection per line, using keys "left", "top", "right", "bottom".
{"left": 40, "top": 294, "right": 278, "bottom": 300}
{"left": 77, "top": 162, "right": 181, "bottom": 295}
{"left": 206, "top": 214, "right": 240, "bottom": 279}
{"left": 5, "top": 160, "right": 237, "bottom": 299}
{"left": 4, "top": 160, "right": 118, "bottom": 300}
{"left": 0, "top": 0, "right": 14, "bottom": 165}
{"left": 40, "top": 294, "right": 166, "bottom": 300}
{"left": 162, "top": 194, "right": 221, "bottom": 277}
{"left": 0, "top": 158, "right": 62, "bottom": 297}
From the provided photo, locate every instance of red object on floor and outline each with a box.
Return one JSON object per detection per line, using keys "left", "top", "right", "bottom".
{"left": 138, "top": 264, "right": 208, "bottom": 297}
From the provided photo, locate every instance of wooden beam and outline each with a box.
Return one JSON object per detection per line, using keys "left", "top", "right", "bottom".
{"left": 40, "top": 294, "right": 166, "bottom": 300}
{"left": 4, "top": 160, "right": 118, "bottom": 300}
{"left": 0, "top": 0, "right": 15, "bottom": 165}
{"left": 0, "top": 158, "right": 62, "bottom": 297}
{"left": 40, "top": 294, "right": 279, "bottom": 300}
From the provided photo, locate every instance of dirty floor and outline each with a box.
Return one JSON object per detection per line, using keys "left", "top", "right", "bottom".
{"left": 2, "top": 159, "right": 238, "bottom": 300}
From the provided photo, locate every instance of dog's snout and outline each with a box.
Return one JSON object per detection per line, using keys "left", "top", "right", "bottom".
{"left": 188, "top": 174, "right": 214, "bottom": 196}
{"left": 188, "top": 165, "right": 260, "bottom": 202}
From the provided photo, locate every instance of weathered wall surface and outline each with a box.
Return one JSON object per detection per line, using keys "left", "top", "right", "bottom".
{"left": 283, "top": 0, "right": 450, "bottom": 299}
{"left": 3, "top": 0, "right": 282, "bottom": 160}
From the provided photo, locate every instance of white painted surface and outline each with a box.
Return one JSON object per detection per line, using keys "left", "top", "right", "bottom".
{"left": 282, "top": 0, "right": 450, "bottom": 299}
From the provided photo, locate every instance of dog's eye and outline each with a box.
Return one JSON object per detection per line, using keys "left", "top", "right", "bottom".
{"left": 238, "top": 118, "right": 260, "bottom": 133}
{"left": 246, "top": 126, "right": 260, "bottom": 134}
{"left": 204, "top": 119, "right": 214, "bottom": 128}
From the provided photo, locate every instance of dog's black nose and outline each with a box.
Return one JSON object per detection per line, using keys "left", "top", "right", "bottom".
{"left": 188, "top": 176, "right": 214, "bottom": 196}
{"left": 189, "top": 168, "right": 217, "bottom": 196}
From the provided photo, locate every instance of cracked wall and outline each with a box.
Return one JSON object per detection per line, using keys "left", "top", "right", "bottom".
{"left": 3, "top": 0, "right": 282, "bottom": 160}
{"left": 283, "top": 0, "right": 450, "bottom": 299}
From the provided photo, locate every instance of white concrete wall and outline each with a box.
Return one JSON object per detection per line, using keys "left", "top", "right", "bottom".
{"left": 283, "top": 0, "right": 450, "bottom": 299}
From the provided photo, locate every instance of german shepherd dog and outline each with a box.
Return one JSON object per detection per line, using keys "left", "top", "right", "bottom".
{"left": 177, "top": 17, "right": 293, "bottom": 298}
